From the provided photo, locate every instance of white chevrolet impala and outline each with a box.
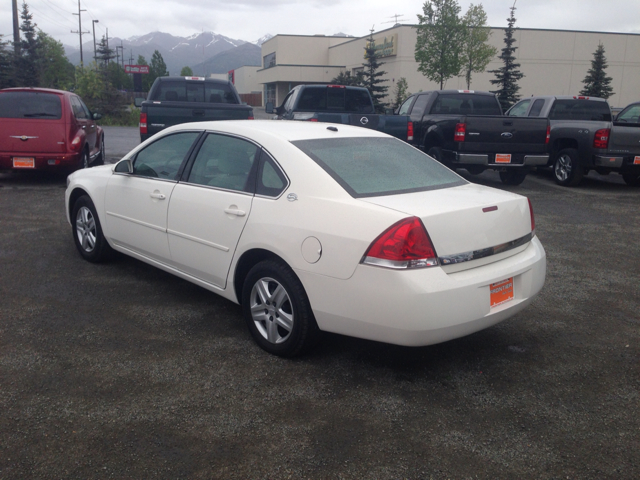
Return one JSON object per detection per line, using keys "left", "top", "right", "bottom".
{"left": 65, "top": 120, "right": 546, "bottom": 356}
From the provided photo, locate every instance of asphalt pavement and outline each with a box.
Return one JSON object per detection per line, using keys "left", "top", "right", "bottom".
{"left": 0, "top": 129, "right": 638, "bottom": 479}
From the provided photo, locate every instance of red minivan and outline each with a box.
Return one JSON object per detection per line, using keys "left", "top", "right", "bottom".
{"left": 0, "top": 87, "right": 104, "bottom": 172}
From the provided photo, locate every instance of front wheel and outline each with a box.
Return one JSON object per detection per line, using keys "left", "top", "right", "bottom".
{"left": 554, "top": 148, "right": 583, "bottom": 186}
{"left": 622, "top": 173, "right": 640, "bottom": 187}
{"left": 71, "top": 195, "right": 113, "bottom": 263}
{"left": 242, "top": 260, "right": 320, "bottom": 357}
{"left": 499, "top": 169, "right": 528, "bottom": 186}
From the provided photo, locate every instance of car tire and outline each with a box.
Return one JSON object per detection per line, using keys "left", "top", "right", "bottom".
{"left": 71, "top": 195, "right": 113, "bottom": 263}
{"left": 242, "top": 259, "right": 320, "bottom": 357}
{"left": 427, "top": 146, "right": 443, "bottom": 162}
{"left": 96, "top": 135, "right": 105, "bottom": 166}
{"left": 79, "top": 149, "right": 89, "bottom": 170}
{"left": 499, "top": 169, "right": 528, "bottom": 186}
{"left": 622, "top": 173, "right": 640, "bottom": 187}
{"left": 553, "top": 148, "right": 583, "bottom": 186}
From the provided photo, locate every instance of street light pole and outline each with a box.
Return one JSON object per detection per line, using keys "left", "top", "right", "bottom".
{"left": 92, "top": 19, "right": 99, "bottom": 67}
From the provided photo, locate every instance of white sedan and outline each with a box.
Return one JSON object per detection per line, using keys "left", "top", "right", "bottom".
{"left": 65, "top": 120, "right": 546, "bottom": 356}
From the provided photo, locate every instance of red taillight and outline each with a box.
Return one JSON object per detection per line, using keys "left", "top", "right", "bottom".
{"left": 454, "top": 123, "right": 466, "bottom": 142}
{"left": 139, "top": 113, "right": 148, "bottom": 134}
{"left": 248, "top": 115, "right": 255, "bottom": 120}
{"left": 309, "top": 118, "right": 318, "bottom": 122}
{"left": 362, "top": 217, "right": 438, "bottom": 269}
{"left": 328, "top": 85, "right": 346, "bottom": 89}
{"left": 545, "top": 125, "right": 550, "bottom": 144}
{"left": 528, "top": 198, "right": 535, "bottom": 234}
{"left": 69, "top": 135, "right": 82, "bottom": 151}
{"left": 593, "top": 128, "right": 609, "bottom": 149}
{"left": 407, "top": 121, "right": 414, "bottom": 141}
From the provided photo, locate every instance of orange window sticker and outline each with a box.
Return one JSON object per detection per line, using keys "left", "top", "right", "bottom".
{"left": 490, "top": 277, "right": 514, "bottom": 308}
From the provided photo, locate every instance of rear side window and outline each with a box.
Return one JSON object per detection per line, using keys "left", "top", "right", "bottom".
{"left": 296, "top": 87, "right": 374, "bottom": 113}
{"left": 431, "top": 94, "right": 502, "bottom": 116}
{"left": 151, "top": 81, "right": 239, "bottom": 104}
{"left": 549, "top": 100, "right": 612, "bottom": 121}
{"left": 292, "top": 137, "right": 465, "bottom": 198}
{"left": 0, "top": 92, "right": 62, "bottom": 119}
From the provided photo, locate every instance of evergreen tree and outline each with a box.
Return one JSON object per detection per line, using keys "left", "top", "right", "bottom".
{"left": 95, "top": 35, "right": 116, "bottom": 69}
{"left": 0, "top": 34, "right": 16, "bottom": 88}
{"left": 392, "top": 77, "right": 410, "bottom": 109}
{"left": 361, "top": 29, "right": 388, "bottom": 113}
{"left": 580, "top": 43, "right": 614, "bottom": 99}
{"left": 330, "top": 70, "right": 363, "bottom": 86}
{"left": 15, "top": 1, "right": 40, "bottom": 87}
{"left": 414, "top": 0, "right": 465, "bottom": 90}
{"left": 489, "top": 5, "right": 524, "bottom": 111}
{"left": 180, "top": 66, "right": 193, "bottom": 76}
{"left": 460, "top": 4, "right": 497, "bottom": 89}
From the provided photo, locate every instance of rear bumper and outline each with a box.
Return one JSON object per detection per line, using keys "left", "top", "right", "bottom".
{"left": 297, "top": 236, "right": 546, "bottom": 347}
{"left": 454, "top": 152, "right": 549, "bottom": 167}
{"left": 0, "top": 152, "right": 81, "bottom": 170}
{"left": 593, "top": 154, "right": 640, "bottom": 172}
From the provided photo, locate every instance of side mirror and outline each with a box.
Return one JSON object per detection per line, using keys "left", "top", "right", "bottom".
{"left": 114, "top": 159, "right": 133, "bottom": 173}
{"left": 265, "top": 102, "right": 274, "bottom": 114}
{"left": 92, "top": 112, "right": 102, "bottom": 120}
{"left": 134, "top": 97, "right": 145, "bottom": 108}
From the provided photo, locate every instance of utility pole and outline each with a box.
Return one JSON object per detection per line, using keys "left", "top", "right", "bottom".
{"left": 71, "top": 0, "right": 89, "bottom": 65}
{"left": 92, "top": 19, "right": 99, "bottom": 66}
{"left": 12, "top": 0, "right": 20, "bottom": 54}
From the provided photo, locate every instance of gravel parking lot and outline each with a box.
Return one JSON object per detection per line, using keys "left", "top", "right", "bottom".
{"left": 0, "top": 128, "right": 638, "bottom": 479}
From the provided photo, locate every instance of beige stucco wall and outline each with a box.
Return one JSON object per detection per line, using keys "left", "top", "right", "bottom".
{"left": 258, "top": 26, "right": 640, "bottom": 109}
{"left": 233, "top": 66, "right": 261, "bottom": 94}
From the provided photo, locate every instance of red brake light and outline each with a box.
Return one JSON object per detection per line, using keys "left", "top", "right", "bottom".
{"left": 545, "top": 125, "right": 550, "bottom": 144}
{"left": 407, "top": 121, "right": 414, "bottom": 141}
{"left": 362, "top": 217, "right": 438, "bottom": 269}
{"left": 454, "top": 123, "right": 466, "bottom": 142}
{"left": 328, "top": 85, "right": 346, "bottom": 89}
{"left": 528, "top": 198, "right": 535, "bottom": 234}
{"left": 593, "top": 128, "right": 609, "bottom": 149}
{"left": 140, "top": 113, "right": 148, "bottom": 134}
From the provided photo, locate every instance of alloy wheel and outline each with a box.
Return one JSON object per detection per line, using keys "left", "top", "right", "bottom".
{"left": 75, "top": 206, "right": 96, "bottom": 252}
{"left": 249, "top": 277, "right": 294, "bottom": 344}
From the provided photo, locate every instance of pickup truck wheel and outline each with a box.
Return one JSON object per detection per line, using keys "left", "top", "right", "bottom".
{"left": 427, "top": 146, "right": 443, "bottom": 162}
{"left": 499, "top": 170, "right": 528, "bottom": 186}
{"left": 554, "top": 148, "right": 583, "bottom": 186}
{"left": 622, "top": 173, "right": 640, "bottom": 187}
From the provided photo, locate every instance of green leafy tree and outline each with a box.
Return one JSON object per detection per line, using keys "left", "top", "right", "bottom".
{"left": 489, "top": 5, "right": 524, "bottom": 111}
{"left": 330, "top": 70, "right": 363, "bottom": 86}
{"left": 392, "top": 77, "right": 410, "bottom": 109}
{"left": 180, "top": 66, "right": 193, "bottom": 76}
{"left": 580, "top": 43, "right": 614, "bottom": 99}
{"left": 144, "top": 50, "right": 168, "bottom": 91}
{"left": 415, "top": 0, "right": 465, "bottom": 89}
{"left": 36, "top": 32, "right": 74, "bottom": 89}
{"left": 15, "top": 1, "right": 40, "bottom": 87}
{"left": 0, "top": 34, "right": 15, "bottom": 88}
{"left": 106, "top": 62, "right": 132, "bottom": 91}
{"left": 361, "top": 29, "right": 389, "bottom": 113}
{"left": 460, "top": 4, "right": 497, "bottom": 89}
{"left": 74, "top": 65, "right": 105, "bottom": 110}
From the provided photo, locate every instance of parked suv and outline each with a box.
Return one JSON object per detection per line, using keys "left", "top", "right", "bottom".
{"left": 0, "top": 87, "right": 104, "bottom": 172}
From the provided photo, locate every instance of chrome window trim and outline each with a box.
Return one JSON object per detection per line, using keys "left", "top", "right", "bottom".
{"left": 438, "top": 232, "right": 533, "bottom": 266}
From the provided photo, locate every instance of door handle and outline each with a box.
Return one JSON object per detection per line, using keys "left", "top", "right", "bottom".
{"left": 150, "top": 192, "right": 166, "bottom": 200}
{"left": 224, "top": 208, "right": 246, "bottom": 217}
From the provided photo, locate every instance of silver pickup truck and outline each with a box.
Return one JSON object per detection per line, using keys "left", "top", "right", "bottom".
{"left": 507, "top": 96, "right": 640, "bottom": 186}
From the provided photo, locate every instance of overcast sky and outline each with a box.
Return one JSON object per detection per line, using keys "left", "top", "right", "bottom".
{"left": 2, "top": 0, "right": 639, "bottom": 48}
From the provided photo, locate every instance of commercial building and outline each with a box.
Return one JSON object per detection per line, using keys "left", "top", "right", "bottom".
{"left": 239, "top": 24, "right": 640, "bottom": 109}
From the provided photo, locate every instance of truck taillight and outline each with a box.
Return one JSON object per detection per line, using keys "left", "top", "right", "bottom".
{"left": 139, "top": 113, "right": 148, "bottom": 134}
{"left": 407, "top": 121, "right": 414, "bottom": 141}
{"left": 546, "top": 125, "right": 550, "bottom": 144}
{"left": 593, "top": 128, "right": 610, "bottom": 149}
{"left": 454, "top": 123, "right": 466, "bottom": 142}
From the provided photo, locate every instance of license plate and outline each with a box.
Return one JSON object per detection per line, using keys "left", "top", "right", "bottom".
{"left": 490, "top": 278, "right": 514, "bottom": 308}
{"left": 495, "top": 154, "right": 511, "bottom": 164}
{"left": 13, "top": 157, "right": 35, "bottom": 168}
{"left": 634, "top": 156, "right": 640, "bottom": 165}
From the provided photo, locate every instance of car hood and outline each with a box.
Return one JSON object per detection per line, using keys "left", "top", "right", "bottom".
{"left": 361, "top": 183, "right": 532, "bottom": 258}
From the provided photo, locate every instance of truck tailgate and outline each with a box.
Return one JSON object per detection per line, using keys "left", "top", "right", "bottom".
{"left": 461, "top": 116, "right": 549, "bottom": 154}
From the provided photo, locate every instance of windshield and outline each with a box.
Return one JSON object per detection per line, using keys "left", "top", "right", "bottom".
{"left": 549, "top": 100, "right": 611, "bottom": 121}
{"left": 0, "top": 91, "right": 62, "bottom": 119}
{"left": 292, "top": 137, "right": 465, "bottom": 198}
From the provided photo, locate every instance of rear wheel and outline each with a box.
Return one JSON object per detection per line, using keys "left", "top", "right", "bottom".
{"left": 622, "top": 173, "right": 640, "bottom": 186}
{"left": 242, "top": 259, "right": 320, "bottom": 357}
{"left": 499, "top": 169, "right": 528, "bottom": 186}
{"left": 79, "top": 149, "right": 89, "bottom": 170}
{"left": 96, "top": 135, "right": 105, "bottom": 165}
{"left": 71, "top": 195, "right": 113, "bottom": 263}
{"left": 553, "top": 148, "right": 583, "bottom": 186}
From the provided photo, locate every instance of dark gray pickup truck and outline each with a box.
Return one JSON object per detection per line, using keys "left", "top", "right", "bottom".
{"left": 266, "top": 85, "right": 413, "bottom": 142}
{"left": 136, "top": 76, "right": 254, "bottom": 142}
{"left": 396, "top": 90, "right": 550, "bottom": 185}
{"left": 610, "top": 101, "right": 640, "bottom": 186}
{"left": 506, "top": 95, "right": 638, "bottom": 186}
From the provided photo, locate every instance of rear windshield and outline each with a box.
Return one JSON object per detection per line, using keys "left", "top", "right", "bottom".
{"left": 430, "top": 94, "right": 502, "bottom": 116}
{"left": 549, "top": 100, "right": 611, "bottom": 121}
{"left": 296, "top": 87, "right": 374, "bottom": 114}
{"left": 0, "top": 91, "right": 62, "bottom": 119}
{"left": 292, "top": 137, "right": 465, "bottom": 198}
{"left": 150, "top": 80, "right": 239, "bottom": 104}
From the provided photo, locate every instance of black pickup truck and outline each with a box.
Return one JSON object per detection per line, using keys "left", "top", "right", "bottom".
{"left": 136, "top": 76, "right": 254, "bottom": 142}
{"left": 505, "top": 95, "right": 632, "bottom": 186}
{"left": 266, "top": 85, "right": 413, "bottom": 142}
{"left": 396, "top": 90, "right": 550, "bottom": 185}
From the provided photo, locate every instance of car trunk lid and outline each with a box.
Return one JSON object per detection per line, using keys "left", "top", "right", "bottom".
{"left": 0, "top": 118, "right": 68, "bottom": 154}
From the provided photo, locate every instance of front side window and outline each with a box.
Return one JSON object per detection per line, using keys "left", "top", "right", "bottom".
{"left": 70, "top": 96, "right": 88, "bottom": 119}
{"left": 507, "top": 99, "right": 531, "bottom": 117}
{"left": 292, "top": 137, "right": 465, "bottom": 198}
{"left": 132, "top": 132, "right": 200, "bottom": 180}
{"left": 187, "top": 133, "right": 259, "bottom": 192}
{"left": 0, "top": 91, "right": 62, "bottom": 119}
{"left": 616, "top": 104, "right": 640, "bottom": 123}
